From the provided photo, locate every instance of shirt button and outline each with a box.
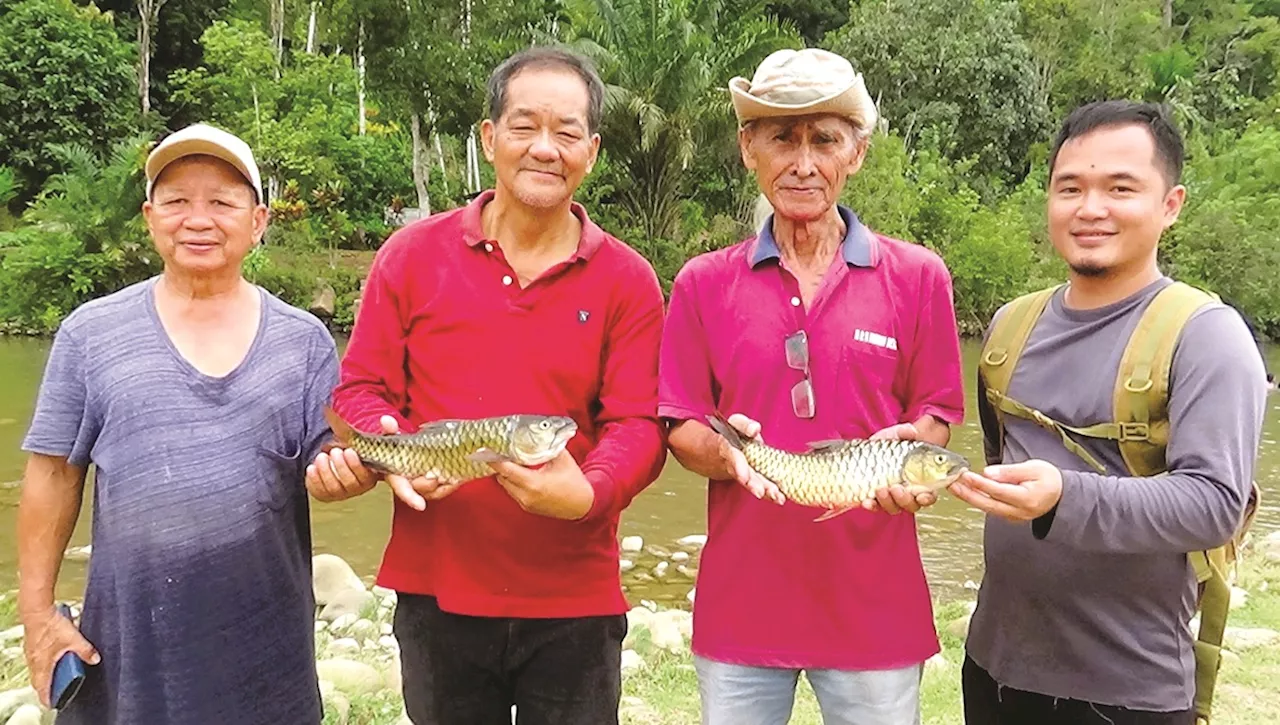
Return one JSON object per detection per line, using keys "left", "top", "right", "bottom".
{"left": 484, "top": 243, "right": 494, "bottom": 252}
{"left": 502, "top": 275, "right": 513, "bottom": 286}
{"left": 790, "top": 296, "right": 801, "bottom": 307}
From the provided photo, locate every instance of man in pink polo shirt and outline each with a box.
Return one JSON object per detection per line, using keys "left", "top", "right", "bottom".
{"left": 660, "top": 48, "right": 965, "bottom": 724}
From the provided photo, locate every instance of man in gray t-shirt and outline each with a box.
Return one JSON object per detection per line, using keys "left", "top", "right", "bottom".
{"left": 18, "top": 124, "right": 335, "bottom": 724}
{"left": 951, "top": 101, "right": 1268, "bottom": 724}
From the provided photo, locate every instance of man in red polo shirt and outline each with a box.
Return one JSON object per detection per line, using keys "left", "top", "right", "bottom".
{"left": 660, "top": 48, "right": 965, "bottom": 724}
{"left": 303, "top": 47, "right": 667, "bottom": 725}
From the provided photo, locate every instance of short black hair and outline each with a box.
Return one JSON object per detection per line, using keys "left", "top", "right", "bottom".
{"left": 486, "top": 46, "right": 604, "bottom": 135}
{"left": 1048, "top": 100, "right": 1185, "bottom": 186}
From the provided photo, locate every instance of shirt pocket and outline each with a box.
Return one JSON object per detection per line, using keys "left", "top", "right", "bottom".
{"left": 256, "top": 438, "right": 303, "bottom": 511}
{"left": 835, "top": 343, "right": 902, "bottom": 431}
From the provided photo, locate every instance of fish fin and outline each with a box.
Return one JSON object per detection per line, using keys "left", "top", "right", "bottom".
{"left": 705, "top": 415, "right": 744, "bottom": 450}
{"left": 416, "top": 419, "right": 467, "bottom": 434}
{"left": 466, "top": 448, "right": 513, "bottom": 464}
{"left": 813, "top": 506, "right": 856, "bottom": 523}
{"left": 806, "top": 439, "right": 852, "bottom": 452}
{"left": 324, "top": 406, "right": 355, "bottom": 447}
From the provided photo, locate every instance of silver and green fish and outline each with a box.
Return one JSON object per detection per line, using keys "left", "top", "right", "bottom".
{"left": 708, "top": 415, "right": 969, "bottom": 521}
{"left": 325, "top": 407, "right": 578, "bottom": 483}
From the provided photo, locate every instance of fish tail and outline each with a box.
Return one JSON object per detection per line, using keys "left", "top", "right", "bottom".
{"left": 706, "top": 414, "right": 743, "bottom": 450}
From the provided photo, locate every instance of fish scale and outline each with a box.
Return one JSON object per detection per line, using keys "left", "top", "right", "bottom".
{"left": 354, "top": 417, "right": 520, "bottom": 483}
{"left": 745, "top": 439, "right": 924, "bottom": 508}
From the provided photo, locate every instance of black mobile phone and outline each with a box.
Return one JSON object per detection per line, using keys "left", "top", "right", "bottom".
{"left": 50, "top": 603, "right": 86, "bottom": 709}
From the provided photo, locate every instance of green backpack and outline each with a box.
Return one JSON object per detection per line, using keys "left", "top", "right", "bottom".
{"left": 977, "top": 281, "right": 1260, "bottom": 725}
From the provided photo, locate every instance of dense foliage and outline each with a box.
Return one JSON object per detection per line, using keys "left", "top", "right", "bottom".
{"left": 0, "top": 0, "right": 1277, "bottom": 337}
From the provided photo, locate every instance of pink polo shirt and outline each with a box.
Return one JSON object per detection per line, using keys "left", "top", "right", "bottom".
{"left": 658, "top": 207, "right": 965, "bottom": 670}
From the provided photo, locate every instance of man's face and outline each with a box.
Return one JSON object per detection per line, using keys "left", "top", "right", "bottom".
{"left": 1048, "top": 124, "right": 1185, "bottom": 279}
{"left": 739, "top": 114, "right": 867, "bottom": 223}
{"left": 142, "top": 155, "right": 266, "bottom": 276}
{"left": 481, "top": 67, "right": 600, "bottom": 210}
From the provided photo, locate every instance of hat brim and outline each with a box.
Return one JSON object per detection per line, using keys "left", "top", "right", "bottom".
{"left": 145, "top": 138, "right": 262, "bottom": 202}
{"left": 729, "top": 76, "right": 876, "bottom": 130}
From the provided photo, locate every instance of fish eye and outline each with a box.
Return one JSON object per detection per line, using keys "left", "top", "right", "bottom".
{"left": 935, "top": 454, "right": 947, "bottom": 464}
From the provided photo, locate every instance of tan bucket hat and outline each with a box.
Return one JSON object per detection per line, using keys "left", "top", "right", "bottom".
{"left": 730, "top": 48, "right": 878, "bottom": 132}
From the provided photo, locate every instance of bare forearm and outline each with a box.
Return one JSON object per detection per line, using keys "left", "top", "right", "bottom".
{"left": 17, "top": 455, "right": 85, "bottom": 620}
{"left": 667, "top": 420, "right": 732, "bottom": 481}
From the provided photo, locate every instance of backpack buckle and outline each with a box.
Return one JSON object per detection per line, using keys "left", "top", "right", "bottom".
{"left": 1119, "top": 422, "right": 1150, "bottom": 441}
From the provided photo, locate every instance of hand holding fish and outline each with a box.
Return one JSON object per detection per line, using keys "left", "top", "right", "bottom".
{"left": 717, "top": 414, "right": 786, "bottom": 505}
{"left": 307, "top": 415, "right": 453, "bottom": 511}
{"left": 951, "top": 460, "right": 1064, "bottom": 522}
{"left": 867, "top": 422, "right": 939, "bottom": 515}
{"left": 486, "top": 450, "right": 596, "bottom": 520}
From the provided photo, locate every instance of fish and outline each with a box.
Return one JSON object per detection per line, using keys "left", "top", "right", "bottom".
{"left": 707, "top": 415, "right": 969, "bottom": 522}
{"left": 324, "top": 407, "right": 578, "bottom": 483}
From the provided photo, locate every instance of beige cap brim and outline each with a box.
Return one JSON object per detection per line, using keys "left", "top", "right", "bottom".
{"left": 729, "top": 76, "right": 877, "bottom": 131}
{"left": 145, "top": 138, "right": 262, "bottom": 202}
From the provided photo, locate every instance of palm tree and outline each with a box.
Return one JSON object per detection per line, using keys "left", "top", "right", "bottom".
{"left": 562, "top": 0, "right": 798, "bottom": 242}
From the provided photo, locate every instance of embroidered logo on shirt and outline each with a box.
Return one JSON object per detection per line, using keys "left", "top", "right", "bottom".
{"left": 578, "top": 310, "right": 590, "bottom": 324}
{"left": 854, "top": 328, "right": 898, "bottom": 351}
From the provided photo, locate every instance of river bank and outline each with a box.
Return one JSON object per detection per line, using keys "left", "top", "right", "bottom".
{"left": 3, "top": 533, "right": 1280, "bottom": 724}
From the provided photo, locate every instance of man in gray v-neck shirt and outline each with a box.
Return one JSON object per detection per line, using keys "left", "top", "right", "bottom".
{"left": 951, "top": 101, "right": 1268, "bottom": 724}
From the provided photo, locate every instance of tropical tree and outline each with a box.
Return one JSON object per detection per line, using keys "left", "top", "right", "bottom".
{"left": 561, "top": 0, "right": 799, "bottom": 245}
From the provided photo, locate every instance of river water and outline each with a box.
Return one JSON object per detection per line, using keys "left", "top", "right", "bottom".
{"left": 1, "top": 335, "right": 1276, "bottom": 606}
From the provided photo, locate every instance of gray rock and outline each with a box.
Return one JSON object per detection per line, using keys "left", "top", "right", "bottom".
{"left": 652, "top": 562, "right": 669, "bottom": 579}
{"left": 621, "top": 536, "right": 643, "bottom": 553}
{"left": 315, "top": 621, "right": 329, "bottom": 633}
{"left": 347, "top": 618, "right": 378, "bottom": 642}
{"left": 620, "top": 649, "right": 645, "bottom": 673}
{"left": 4, "top": 704, "right": 42, "bottom": 725}
{"left": 319, "top": 680, "right": 350, "bottom": 725}
{"left": 64, "top": 546, "right": 91, "bottom": 562}
{"left": 0, "top": 627, "right": 23, "bottom": 646}
{"left": 327, "top": 638, "right": 361, "bottom": 655}
{"left": 385, "top": 653, "right": 403, "bottom": 691}
{"left": 677, "top": 534, "right": 707, "bottom": 548}
{"left": 381, "top": 622, "right": 393, "bottom": 635}
{"left": 1225, "top": 626, "right": 1280, "bottom": 650}
{"left": 0, "top": 688, "right": 37, "bottom": 722}
{"left": 619, "top": 559, "right": 635, "bottom": 573}
{"left": 316, "top": 659, "right": 384, "bottom": 696}
{"left": 309, "top": 282, "right": 337, "bottom": 318}
{"left": 329, "top": 613, "right": 358, "bottom": 632}
{"left": 671, "top": 551, "right": 690, "bottom": 563}
{"left": 379, "top": 635, "right": 399, "bottom": 651}
{"left": 313, "top": 554, "right": 365, "bottom": 607}
{"left": 320, "top": 590, "right": 375, "bottom": 623}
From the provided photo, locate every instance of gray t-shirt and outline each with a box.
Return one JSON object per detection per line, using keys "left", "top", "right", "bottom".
{"left": 22, "top": 277, "right": 338, "bottom": 725}
{"left": 966, "top": 277, "right": 1268, "bottom": 711}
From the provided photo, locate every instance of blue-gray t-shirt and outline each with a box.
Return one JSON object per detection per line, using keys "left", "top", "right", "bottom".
{"left": 22, "top": 277, "right": 339, "bottom": 725}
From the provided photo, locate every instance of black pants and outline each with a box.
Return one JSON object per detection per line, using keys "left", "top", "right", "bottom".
{"left": 392, "top": 593, "right": 627, "bottom": 725}
{"left": 962, "top": 655, "right": 1196, "bottom": 725}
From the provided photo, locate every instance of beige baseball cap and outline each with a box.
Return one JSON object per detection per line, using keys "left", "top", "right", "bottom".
{"left": 145, "top": 123, "right": 264, "bottom": 203}
{"left": 730, "top": 48, "right": 878, "bottom": 132}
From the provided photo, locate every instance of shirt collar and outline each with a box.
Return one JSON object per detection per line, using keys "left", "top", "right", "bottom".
{"left": 749, "top": 205, "right": 877, "bottom": 268}
{"left": 460, "top": 189, "right": 605, "bottom": 261}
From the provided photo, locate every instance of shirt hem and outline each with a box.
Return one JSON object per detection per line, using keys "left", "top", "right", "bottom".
{"left": 691, "top": 640, "right": 939, "bottom": 672}
{"left": 376, "top": 569, "right": 630, "bottom": 619}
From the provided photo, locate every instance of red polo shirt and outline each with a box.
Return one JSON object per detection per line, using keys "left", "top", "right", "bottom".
{"left": 333, "top": 190, "right": 667, "bottom": 618}
{"left": 658, "top": 207, "right": 965, "bottom": 669}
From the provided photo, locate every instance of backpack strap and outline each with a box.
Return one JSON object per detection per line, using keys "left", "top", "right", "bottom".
{"left": 978, "top": 285, "right": 1061, "bottom": 463}
{"left": 1113, "top": 282, "right": 1218, "bottom": 478}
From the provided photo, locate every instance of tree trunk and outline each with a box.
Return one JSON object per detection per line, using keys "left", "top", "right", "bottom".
{"left": 1163, "top": 0, "right": 1173, "bottom": 30}
{"left": 434, "top": 131, "right": 448, "bottom": 198}
{"left": 410, "top": 111, "right": 431, "bottom": 213}
{"left": 307, "top": 2, "right": 317, "bottom": 53}
{"left": 357, "top": 21, "right": 367, "bottom": 136}
{"left": 136, "top": 0, "right": 167, "bottom": 115}
{"left": 466, "top": 128, "right": 481, "bottom": 194}
{"left": 271, "top": 0, "right": 285, "bottom": 79}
